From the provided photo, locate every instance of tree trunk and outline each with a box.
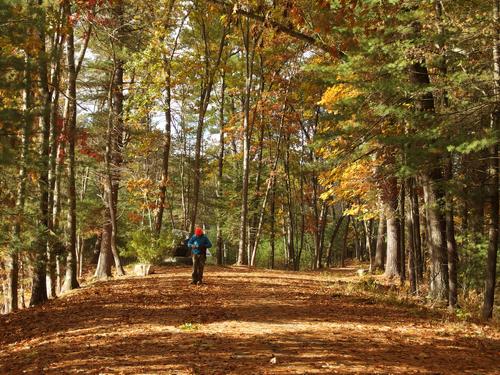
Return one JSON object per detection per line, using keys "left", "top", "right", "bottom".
{"left": 51, "top": 96, "right": 68, "bottom": 287}
{"left": 154, "top": 63, "right": 172, "bottom": 236}
{"left": 408, "top": 41, "right": 449, "bottom": 300}
{"left": 410, "top": 178, "right": 423, "bottom": 280}
{"left": 374, "top": 209, "right": 385, "bottom": 271}
{"left": 237, "top": 18, "right": 255, "bottom": 265}
{"left": 5, "top": 55, "right": 33, "bottom": 313}
{"left": 248, "top": 116, "right": 265, "bottom": 259}
{"left": 270, "top": 182, "right": 276, "bottom": 269}
{"left": 61, "top": 0, "right": 79, "bottom": 292}
{"left": 314, "top": 202, "right": 328, "bottom": 269}
{"left": 95, "top": 222, "right": 112, "bottom": 278}
{"left": 190, "top": 20, "right": 227, "bottom": 234}
{"left": 400, "top": 181, "right": 406, "bottom": 282}
{"left": 1, "top": 267, "right": 8, "bottom": 314}
{"left": 19, "top": 257, "right": 26, "bottom": 308}
{"left": 482, "top": 0, "right": 500, "bottom": 319}
{"left": 435, "top": 0, "right": 458, "bottom": 308}
{"left": 385, "top": 214, "right": 400, "bottom": 279}
{"left": 327, "top": 210, "right": 344, "bottom": 268}
{"left": 384, "top": 177, "right": 400, "bottom": 279}
{"left": 341, "top": 217, "right": 351, "bottom": 268}
{"left": 364, "top": 219, "right": 374, "bottom": 272}
{"left": 109, "top": 63, "right": 125, "bottom": 276}
{"left": 216, "top": 70, "right": 225, "bottom": 266}
{"left": 106, "top": 0, "right": 126, "bottom": 277}
{"left": 406, "top": 181, "right": 418, "bottom": 294}
{"left": 353, "top": 221, "right": 361, "bottom": 261}
{"left": 180, "top": 107, "right": 189, "bottom": 230}
{"left": 30, "top": 0, "right": 51, "bottom": 306}
{"left": 444, "top": 157, "right": 458, "bottom": 308}
{"left": 96, "top": 66, "right": 125, "bottom": 278}
{"left": 283, "top": 133, "right": 296, "bottom": 270}
{"left": 408, "top": 178, "right": 420, "bottom": 293}
{"left": 45, "top": 4, "right": 66, "bottom": 299}
{"left": 249, "top": 103, "right": 286, "bottom": 265}
{"left": 421, "top": 172, "right": 449, "bottom": 301}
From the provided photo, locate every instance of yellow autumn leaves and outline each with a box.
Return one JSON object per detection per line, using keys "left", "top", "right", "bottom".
{"left": 317, "top": 82, "right": 379, "bottom": 219}
{"left": 317, "top": 83, "right": 361, "bottom": 114}
{"left": 319, "top": 158, "right": 378, "bottom": 219}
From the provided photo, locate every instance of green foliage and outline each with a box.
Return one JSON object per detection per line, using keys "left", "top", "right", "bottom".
{"left": 457, "top": 233, "right": 489, "bottom": 295}
{"left": 122, "top": 228, "right": 174, "bottom": 265}
{"left": 357, "top": 276, "right": 379, "bottom": 292}
{"left": 448, "top": 137, "right": 498, "bottom": 155}
{"left": 178, "top": 322, "right": 199, "bottom": 331}
{"left": 454, "top": 308, "right": 472, "bottom": 322}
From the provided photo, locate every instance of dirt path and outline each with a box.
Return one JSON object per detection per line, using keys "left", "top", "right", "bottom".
{"left": 0, "top": 266, "right": 498, "bottom": 374}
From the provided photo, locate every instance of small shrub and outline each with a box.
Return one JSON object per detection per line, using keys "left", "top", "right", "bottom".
{"left": 179, "top": 322, "right": 199, "bottom": 331}
{"left": 456, "top": 233, "right": 488, "bottom": 296}
{"left": 358, "top": 276, "right": 378, "bottom": 292}
{"left": 122, "top": 228, "right": 171, "bottom": 264}
{"left": 454, "top": 308, "right": 472, "bottom": 322}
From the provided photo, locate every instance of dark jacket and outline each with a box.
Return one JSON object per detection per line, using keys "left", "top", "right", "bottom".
{"left": 187, "top": 234, "right": 212, "bottom": 255}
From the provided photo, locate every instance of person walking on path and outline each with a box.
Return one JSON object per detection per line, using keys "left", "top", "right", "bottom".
{"left": 188, "top": 227, "right": 212, "bottom": 285}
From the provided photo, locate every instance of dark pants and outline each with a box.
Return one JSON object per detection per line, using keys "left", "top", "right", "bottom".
{"left": 192, "top": 254, "right": 206, "bottom": 283}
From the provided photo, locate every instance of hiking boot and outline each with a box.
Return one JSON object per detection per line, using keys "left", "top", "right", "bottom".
{"left": 190, "top": 281, "right": 196, "bottom": 285}
{"left": 196, "top": 281, "right": 203, "bottom": 285}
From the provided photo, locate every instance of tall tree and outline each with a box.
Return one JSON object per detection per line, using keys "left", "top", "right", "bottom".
{"left": 30, "top": 0, "right": 51, "bottom": 306}
{"left": 189, "top": 7, "right": 227, "bottom": 234}
{"left": 482, "top": 0, "right": 500, "bottom": 319}
{"left": 61, "top": 0, "right": 79, "bottom": 292}
{"left": 236, "top": 16, "right": 256, "bottom": 265}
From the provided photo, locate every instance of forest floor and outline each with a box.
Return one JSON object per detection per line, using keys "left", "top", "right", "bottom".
{"left": 0, "top": 265, "right": 499, "bottom": 374}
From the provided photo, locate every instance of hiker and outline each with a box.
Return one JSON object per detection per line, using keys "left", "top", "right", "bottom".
{"left": 187, "top": 227, "right": 212, "bottom": 285}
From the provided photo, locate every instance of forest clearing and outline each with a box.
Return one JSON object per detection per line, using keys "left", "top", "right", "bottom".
{"left": 1, "top": 265, "right": 499, "bottom": 374}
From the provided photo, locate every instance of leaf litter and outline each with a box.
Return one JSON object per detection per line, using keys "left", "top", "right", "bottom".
{"left": 0, "top": 266, "right": 498, "bottom": 374}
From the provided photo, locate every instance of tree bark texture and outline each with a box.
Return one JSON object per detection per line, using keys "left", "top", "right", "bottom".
{"left": 30, "top": 0, "right": 51, "bottom": 306}
{"left": 421, "top": 172, "right": 449, "bottom": 301}
{"left": 482, "top": 0, "right": 500, "bottom": 319}
{"left": 374, "top": 209, "right": 385, "bottom": 271}
{"left": 383, "top": 177, "right": 400, "bottom": 279}
{"left": 62, "top": 0, "right": 80, "bottom": 292}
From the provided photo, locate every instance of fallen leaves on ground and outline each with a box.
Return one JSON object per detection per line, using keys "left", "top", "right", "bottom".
{"left": 0, "top": 266, "right": 498, "bottom": 374}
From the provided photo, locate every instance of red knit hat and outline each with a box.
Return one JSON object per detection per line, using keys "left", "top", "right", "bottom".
{"left": 194, "top": 227, "right": 203, "bottom": 236}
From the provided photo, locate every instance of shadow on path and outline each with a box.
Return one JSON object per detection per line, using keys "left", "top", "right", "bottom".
{"left": 0, "top": 266, "right": 498, "bottom": 374}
